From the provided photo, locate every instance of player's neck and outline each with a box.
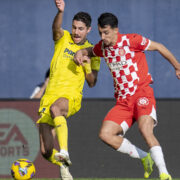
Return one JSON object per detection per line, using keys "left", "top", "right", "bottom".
{"left": 77, "top": 38, "right": 87, "bottom": 45}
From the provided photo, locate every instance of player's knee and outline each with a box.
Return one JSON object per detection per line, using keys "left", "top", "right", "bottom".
{"left": 50, "top": 104, "right": 63, "bottom": 118}
{"left": 99, "top": 130, "right": 111, "bottom": 143}
{"left": 50, "top": 104, "right": 58, "bottom": 117}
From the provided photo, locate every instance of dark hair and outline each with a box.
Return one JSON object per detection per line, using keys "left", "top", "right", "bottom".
{"left": 98, "top": 12, "right": 118, "bottom": 28}
{"left": 73, "top": 12, "right": 92, "bottom": 28}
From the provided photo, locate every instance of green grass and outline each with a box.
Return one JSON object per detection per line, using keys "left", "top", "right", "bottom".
{"left": 1, "top": 179, "right": 180, "bottom": 180}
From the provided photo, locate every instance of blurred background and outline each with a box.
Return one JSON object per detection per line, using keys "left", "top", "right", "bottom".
{"left": 0, "top": 0, "right": 180, "bottom": 98}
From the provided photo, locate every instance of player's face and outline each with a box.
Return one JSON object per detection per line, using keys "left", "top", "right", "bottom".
{"left": 98, "top": 25, "right": 118, "bottom": 46}
{"left": 72, "top": 20, "right": 91, "bottom": 45}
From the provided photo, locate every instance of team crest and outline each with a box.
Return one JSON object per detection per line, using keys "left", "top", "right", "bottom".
{"left": 137, "top": 97, "right": 149, "bottom": 106}
{"left": 119, "top": 48, "right": 126, "bottom": 56}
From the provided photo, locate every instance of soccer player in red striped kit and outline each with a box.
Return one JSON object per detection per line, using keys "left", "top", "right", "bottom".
{"left": 74, "top": 12, "right": 180, "bottom": 180}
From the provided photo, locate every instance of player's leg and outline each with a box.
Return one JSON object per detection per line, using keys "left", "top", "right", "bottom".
{"left": 99, "top": 120, "right": 149, "bottom": 158}
{"left": 38, "top": 95, "right": 73, "bottom": 179}
{"left": 38, "top": 95, "right": 69, "bottom": 164}
{"left": 138, "top": 115, "right": 171, "bottom": 180}
{"left": 50, "top": 97, "right": 71, "bottom": 165}
{"left": 136, "top": 86, "right": 171, "bottom": 180}
{"left": 39, "top": 123, "right": 62, "bottom": 165}
{"left": 99, "top": 104, "right": 153, "bottom": 178}
{"left": 39, "top": 123, "right": 73, "bottom": 180}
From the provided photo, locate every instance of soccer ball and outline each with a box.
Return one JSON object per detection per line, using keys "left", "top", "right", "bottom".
{"left": 11, "top": 159, "right": 35, "bottom": 180}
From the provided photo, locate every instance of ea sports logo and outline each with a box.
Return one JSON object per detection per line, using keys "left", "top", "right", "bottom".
{"left": 137, "top": 97, "right": 149, "bottom": 106}
{"left": 0, "top": 109, "right": 39, "bottom": 175}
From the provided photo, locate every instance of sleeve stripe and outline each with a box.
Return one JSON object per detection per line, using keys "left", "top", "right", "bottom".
{"left": 145, "top": 39, "right": 151, "bottom": 51}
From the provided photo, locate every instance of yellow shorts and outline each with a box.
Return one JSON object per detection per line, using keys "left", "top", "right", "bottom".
{"left": 37, "top": 94, "right": 82, "bottom": 127}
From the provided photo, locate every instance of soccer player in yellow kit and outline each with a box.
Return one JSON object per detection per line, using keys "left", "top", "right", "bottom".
{"left": 37, "top": 0, "right": 100, "bottom": 179}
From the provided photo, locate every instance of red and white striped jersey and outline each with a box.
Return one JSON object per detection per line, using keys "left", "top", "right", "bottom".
{"left": 93, "top": 33, "right": 153, "bottom": 99}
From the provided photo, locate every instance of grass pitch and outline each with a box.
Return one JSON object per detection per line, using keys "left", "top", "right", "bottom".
{"left": 1, "top": 179, "right": 180, "bottom": 180}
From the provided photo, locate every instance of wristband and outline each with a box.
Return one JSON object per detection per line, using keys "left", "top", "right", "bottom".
{"left": 84, "top": 63, "right": 92, "bottom": 74}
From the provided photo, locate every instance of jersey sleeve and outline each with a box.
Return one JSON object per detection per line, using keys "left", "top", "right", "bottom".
{"left": 91, "top": 56, "right": 101, "bottom": 71}
{"left": 92, "top": 41, "right": 104, "bottom": 57}
{"left": 54, "top": 30, "right": 70, "bottom": 45}
{"left": 129, "top": 34, "right": 151, "bottom": 51}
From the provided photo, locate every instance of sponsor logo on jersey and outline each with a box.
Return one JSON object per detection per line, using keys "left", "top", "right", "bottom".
{"left": 64, "top": 48, "right": 75, "bottom": 56}
{"left": 63, "top": 48, "right": 75, "bottom": 60}
{"left": 108, "top": 61, "right": 127, "bottom": 71}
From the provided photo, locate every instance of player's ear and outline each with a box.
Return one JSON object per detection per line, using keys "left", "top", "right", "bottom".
{"left": 87, "top": 27, "right": 92, "bottom": 34}
{"left": 114, "top": 27, "right": 118, "bottom": 33}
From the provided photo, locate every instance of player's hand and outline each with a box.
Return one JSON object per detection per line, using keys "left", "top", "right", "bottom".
{"left": 175, "top": 63, "right": 180, "bottom": 79}
{"left": 82, "top": 56, "right": 91, "bottom": 65}
{"left": 74, "top": 50, "right": 84, "bottom": 66}
{"left": 176, "top": 68, "right": 180, "bottom": 79}
{"left": 55, "top": 0, "right": 65, "bottom": 12}
{"left": 176, "top": 71, "right": 180, "bottom": 79}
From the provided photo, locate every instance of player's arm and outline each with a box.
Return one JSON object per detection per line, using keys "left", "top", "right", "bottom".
{"left": 147, "top": 40, "right": 180, "bottom": 79}
{"left": 81, "top": 56, "right": 98, "bottom": 87}
{"left": 74, "top": 48, "right": 98, "bottom": 87}
{"left": 52, "top": 0, "right": 65, "bottom": 41}
{"left": 74, "top": 47, "right": 95, "bottom": 66}
{"left": 86, "top": 70, "right": 98, "bottom": 87}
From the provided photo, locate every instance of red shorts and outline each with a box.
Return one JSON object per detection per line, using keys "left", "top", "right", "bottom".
{"left": 103, "top": 86, "right": 157, "bottom": 134}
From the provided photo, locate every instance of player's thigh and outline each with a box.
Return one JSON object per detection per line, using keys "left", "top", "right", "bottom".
{"left": 137, "top": 115, "right": 154, "bottom": 135}
{"left": 137, "top": 115, "right": 159, "bottom": 147}
{"left": 103, "top": 104, "right": 134, "bottom": 135}
{"left": 100, "top": 120, "right": 123, "bottom": 137}
{"left": 50, "top": 97, "right": 69, "bottom": 117}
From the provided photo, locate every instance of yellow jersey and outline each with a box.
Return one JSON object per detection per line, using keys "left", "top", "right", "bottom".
{"left": 44, "top": 30, "right": 100, "bottom": 97}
